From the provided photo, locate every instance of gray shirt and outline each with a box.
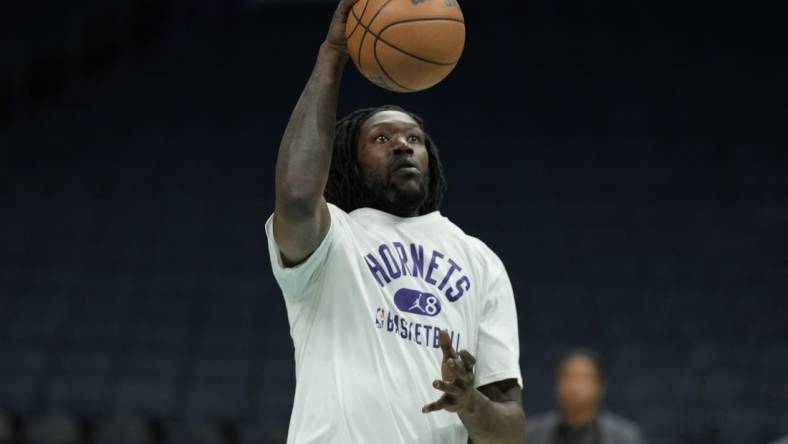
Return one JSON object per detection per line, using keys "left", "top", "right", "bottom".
{"left": 526, "top": 411, "right": 648, "bottom": 444}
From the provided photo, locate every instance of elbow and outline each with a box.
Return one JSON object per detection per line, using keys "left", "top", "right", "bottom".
{"left": 275, "top": 165, "right": 324, "bottom": 205}
{"left": 275, "top": 181, "right": 323, "bottom": 219}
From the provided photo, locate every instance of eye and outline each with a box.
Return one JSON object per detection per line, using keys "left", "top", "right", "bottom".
{"left": 408, "top": 135, "right": 422, "bottom": 143}
{"left": 375, "top": 134, "right": 389, "bottom": 143}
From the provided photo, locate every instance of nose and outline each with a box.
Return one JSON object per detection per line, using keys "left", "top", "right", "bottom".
{"left": 391, "top": 136, "right": 414, "bottom": 155}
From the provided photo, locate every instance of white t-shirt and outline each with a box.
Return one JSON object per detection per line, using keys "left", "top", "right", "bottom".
{"left": 265, "top": 203, "right": 522, "bottom": 444}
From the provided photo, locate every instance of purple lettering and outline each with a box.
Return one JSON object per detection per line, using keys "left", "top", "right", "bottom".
{"left": 387, "top": 312, "right": 395, "bottom": 332}
{"left": 445, "top": 275, "right": 470, "bottom": 302}
{"left": 425, "top": 250, "right": 445, "bottom": 285}
{"left": 437, "top": 258, "right": 462, "bottom": 291}
{"left": 393, "top": 242, "right": 410, "bottom": 277}
{"left": 410, "top": 243, "right": 425, "bottom": 278}
{"left": 365, "top": 254, "right": 390, "bottom": 287}
{"left": 379, "top": 245, "right": 402, "bottom": 279}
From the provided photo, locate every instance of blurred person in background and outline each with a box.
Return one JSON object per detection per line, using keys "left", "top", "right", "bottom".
{"left": 526, "top": 349, "right": 648, "bottom": 444}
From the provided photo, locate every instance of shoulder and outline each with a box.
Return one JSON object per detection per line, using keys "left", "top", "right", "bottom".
{"left": 322, "top": 203, "right": 360, "bottom": 242}
{"left": 770, "top": 436, "right": 788, "bottom": 444}
{"left": 599, "top": 411, "right": 647, "bottom": 441}
{"left": 454, "top": 230, "right": 506, "bottom": 269}
{"left": 464, "top": 233, "right": 497, "bottom": 256}
{"left": 326, "top": 202, "right": 352, "bottom": 225}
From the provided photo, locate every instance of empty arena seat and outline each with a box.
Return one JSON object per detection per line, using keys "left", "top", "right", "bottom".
{"left": 164, "top": 420, "right": 227, "bottom": 444}
{"left": 239, "top": 421, "right": 288, "bottom": 444}
{"left": 0, "top": 411, "right": 13, "bottom": 444}
{"left": 94, "top": 415, "right": 154, "bottom": 444}
{"left": 23, "top": 414, "right": 83, "bottom": 444}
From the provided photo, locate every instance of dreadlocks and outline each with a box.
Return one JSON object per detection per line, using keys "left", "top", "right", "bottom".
{"left": 324, "top": 105, "right": 447, "bottom": 216}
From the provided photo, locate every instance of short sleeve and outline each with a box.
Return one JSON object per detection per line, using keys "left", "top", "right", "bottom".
{"left": 474, "top": 253, "right": 523, "bottom": 389}
{"left": 265, "top": 203, "right": 348, "bottom": 301}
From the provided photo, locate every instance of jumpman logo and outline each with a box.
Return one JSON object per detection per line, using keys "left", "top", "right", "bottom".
{"left": 394, "top": 288, "right": 441, "bottom": 317}
{"left": 409, "top": 294, "right": 426, "bottom": 313}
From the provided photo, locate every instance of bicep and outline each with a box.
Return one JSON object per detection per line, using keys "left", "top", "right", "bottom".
{"left": 273, "top": 197, "right": 331, "bottom": 267}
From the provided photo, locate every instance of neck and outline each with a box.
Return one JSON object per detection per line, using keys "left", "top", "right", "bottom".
{"left": 374, "top": 195, "right": 422, "bottom": 218}
{"left": 373, "top": 183, "right": 426, "bottom": 218}
{"left": 379, "top": 204, "right": 419, "bottom": 218}
{"left": 563, "top": 405, "right": 598, "bottom": 428}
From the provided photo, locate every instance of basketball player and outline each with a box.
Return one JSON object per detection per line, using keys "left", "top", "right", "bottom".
{"left": 265, "top": 1, "right": 525, "bottom": 443}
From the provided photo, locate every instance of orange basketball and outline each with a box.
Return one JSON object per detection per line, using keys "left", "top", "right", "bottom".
{"left": 345, "top": 0, "right": 466, "bottom": 93}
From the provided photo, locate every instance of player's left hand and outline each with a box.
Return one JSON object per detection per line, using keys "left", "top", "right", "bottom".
{"left": 422, "top": 329, "right": 478, "bottom": 414}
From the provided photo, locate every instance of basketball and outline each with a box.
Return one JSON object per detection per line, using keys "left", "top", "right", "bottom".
{"left": 345, "top": 0, "right": 466, "bottom": 93}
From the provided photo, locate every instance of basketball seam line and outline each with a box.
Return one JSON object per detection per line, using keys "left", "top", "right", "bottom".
{"left": 358, "top": 0, "right": 394, "bottom": 72}
{"left": 373, "top": 38, "right": 416, "bottom": 92}
{"left": 345, "top": 0, "right": 370, "bottom": 40}
{"left": 351, "top": 10, "right": 463, "bottom": 66}
{"left": 352, "top": 7, "right": 413, "bottom": 91}
{"left": 377, "top": 17, "right": 465, "bottom": 65}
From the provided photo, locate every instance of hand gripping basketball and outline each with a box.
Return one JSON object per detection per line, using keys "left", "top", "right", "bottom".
{"left": 325, "top": 0, "right": 363, "bottom": 52}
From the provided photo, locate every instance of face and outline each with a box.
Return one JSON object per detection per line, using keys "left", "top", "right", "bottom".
{"left": 356, "top": 110, "right": 431, "bottom": 217}
{"left": 556, "top": 355, "right": 605, "bottom": 413}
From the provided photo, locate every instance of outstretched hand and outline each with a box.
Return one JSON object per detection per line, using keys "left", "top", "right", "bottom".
{"left": 422, "top": 329, "right": 478, "bottom": 414}
{"left": 324, "top": 0, "right": 361, "bottom": 51}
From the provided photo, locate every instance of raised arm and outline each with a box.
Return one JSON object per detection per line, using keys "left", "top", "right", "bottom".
{"left": 273, "top": 0, "right": 359, "bottom": 266}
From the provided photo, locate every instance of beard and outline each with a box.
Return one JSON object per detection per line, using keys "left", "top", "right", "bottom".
{"left": 362, "top": 169, "right": 430, "bottom": 218}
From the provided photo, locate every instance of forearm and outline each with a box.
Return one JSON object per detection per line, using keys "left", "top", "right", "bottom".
{"left": 459, "top": 389, "right": 526, "bottom": 444}
{"left": 275, "top": 43, "right": 347, "bottom": 214}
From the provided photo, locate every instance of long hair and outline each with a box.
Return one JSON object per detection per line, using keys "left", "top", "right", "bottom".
{"left": 324, "top": 105, "right": 447, "bottom": 215}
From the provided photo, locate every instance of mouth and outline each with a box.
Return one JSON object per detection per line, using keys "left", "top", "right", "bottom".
{"left": 391, "top": 159, "right": 421, "bottom": 175}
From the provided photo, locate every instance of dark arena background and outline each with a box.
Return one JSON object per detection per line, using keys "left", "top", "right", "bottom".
{"left": 1, "top": 0, "right": 786, "bottom": 443}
